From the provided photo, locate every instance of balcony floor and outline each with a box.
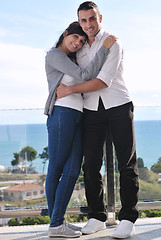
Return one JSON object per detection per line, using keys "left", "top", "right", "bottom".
{"left": 0, "top": 217, "right": 161, "bottom": 240}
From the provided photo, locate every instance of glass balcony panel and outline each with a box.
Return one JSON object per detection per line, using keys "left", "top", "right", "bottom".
{"left": 0, "top": 107, "right": 161, "bottom": 215}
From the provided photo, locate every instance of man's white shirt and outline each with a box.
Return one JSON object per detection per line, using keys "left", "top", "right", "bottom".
{"left": 76, "top": 29, "right": 131, "bottom": 111}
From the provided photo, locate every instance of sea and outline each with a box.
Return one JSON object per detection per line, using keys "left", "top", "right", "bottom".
{"left": 0, "top": 120, "right": 161, "bottom": 173}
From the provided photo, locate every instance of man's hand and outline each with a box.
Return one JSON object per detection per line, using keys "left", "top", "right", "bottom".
{"left": 56, "top": 83, "right": 71, "bottom": 99}
{"left": 56, "top": 78, "right": 107, "bottom": 99}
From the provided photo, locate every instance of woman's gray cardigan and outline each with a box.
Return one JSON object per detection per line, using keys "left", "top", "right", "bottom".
{"left": 44, "top": 46, "right": 109, "bottom": 116}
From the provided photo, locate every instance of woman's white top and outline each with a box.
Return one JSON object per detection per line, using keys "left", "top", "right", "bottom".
{"left": 55, "top": 74, "right": 83, "bottom": 112}
{"left": 44, "top": 46, "right": 109, "bottom": 115}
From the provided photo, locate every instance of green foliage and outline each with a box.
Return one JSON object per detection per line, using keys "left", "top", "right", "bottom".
{"left": 76, "top": 168, "right": 84, "bottom": 183}
{"left": 40, "top": 175, "right": 46, "bottom": 185}
{"left": 11, "top": 152, "right": 19, "bottom": 166}
{"left": 21, "top": 216, "right": 50, "bottom": 225}
{"left": 8, "top": 218, "right": 20, "bottom": 226}
{"left": 65, "top": 214, "right": 88, "bottom": 223}
{"left": 77, "top": 175, "right": 84, "bottom": 183}
{"left": 140, "top": 209, "right": 161, "bottom": 218}
{"left": 139, "top": 168, "right": 158, "bottom": 183}
{"left": 8, "top": 215, "right": 88, "bottom": 226}
{"left": 0, "top": 173, "right": 41, "bottom": 181}
{"left": 76, "top": 157, "right": 85, "bottom": 183}
{"left": 8, "top": 216, "right": 50, "bottom": 226}
{"left": 116, "top": 209, "right": 161, "bottom": 220}
{"left": 8, "top": 209, "right": 161, "bottom": 227}
{"left": 38, "top": 147, "right": 48, "bottom": 160}
{"left": 158, "top": 157, "right": 161, "bottom": 163}
{"left": 10, "top": 146, "right": 37, "bottom": 168}
{"left": 139, "top": 180, "right": 161, "bottom": 200}
{"left": 19, "top": 146, "right": 37, "bottom": 165}
{"left": 137, "top": 158, "right": 144, "bottom": 168}
{"left": 2, "top": 197, "right": 46, "bottom": 207}
{"left": 138, "top": 162, "right": 161, "bottom": 201}
{"left": 151, "top": 162, "right": 161, "bottom": 174}
{"left": 38, "top": 147, "right": 49, "bottom": 173}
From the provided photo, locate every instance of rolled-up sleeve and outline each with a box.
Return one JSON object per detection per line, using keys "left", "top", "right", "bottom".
{"left": 96, "top": 41, "right": 123, "bottom": 87}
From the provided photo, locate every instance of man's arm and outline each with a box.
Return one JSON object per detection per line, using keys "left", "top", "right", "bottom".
{"left": 56, "top": 78, "right": 107, "bottom": 99}
{"left": 56, "top": 40, "right": 122, "bottom": 99}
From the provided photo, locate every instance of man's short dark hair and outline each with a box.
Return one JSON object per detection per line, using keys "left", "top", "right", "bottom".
{"left": 77, "top": 1, "right": 100, "bottom": 17}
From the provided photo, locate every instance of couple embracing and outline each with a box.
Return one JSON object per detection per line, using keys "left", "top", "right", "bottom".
{"left": 44, "top": 1, "right": 139, "bottom": 239}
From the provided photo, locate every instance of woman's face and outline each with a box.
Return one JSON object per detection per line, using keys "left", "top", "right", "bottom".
{"left": 63, "top": 33, "right": 86, "bottom": 54}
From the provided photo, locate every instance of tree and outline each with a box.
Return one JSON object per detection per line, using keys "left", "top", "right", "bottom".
{"left": 11, "top": 152, "right": 19, "bottom": 166}
{"left": 38, "top": 147, "right": 49, "bottom": 173}
{"left": 150, "top": 157, "right": 161, "bottom": 174}
{"left": 19, "top": 146, "right": 37, "bottom": 166}
{"left": 158, "top": 157, "right": 161, "bottom": 163}
{"left": 151, "top": 162, "right": 161, "bottom": 174}
{"left": 137, "top": 157, "right": 144, "bottom": 168}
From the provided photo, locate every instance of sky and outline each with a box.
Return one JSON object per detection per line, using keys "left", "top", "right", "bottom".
{"left": 0, "top": 0, "right": 161, "bottom": 123}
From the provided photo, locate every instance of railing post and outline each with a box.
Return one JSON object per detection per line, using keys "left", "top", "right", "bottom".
{"left": 105, "top": 132, "right": 116, "bottom": 225}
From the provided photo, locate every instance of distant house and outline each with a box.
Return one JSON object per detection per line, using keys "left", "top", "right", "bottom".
{"left": 3, "top": 183, "right": 45, "bottom": 202}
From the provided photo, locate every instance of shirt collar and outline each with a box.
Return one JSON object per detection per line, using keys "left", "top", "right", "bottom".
{"left": 84, "top": 28, "right": 104, "bottom": 47}
{"left": 95, "top": 28, "right": 104, "bottom": 41}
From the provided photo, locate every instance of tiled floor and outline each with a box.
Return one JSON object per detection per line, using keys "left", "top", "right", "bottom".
{"left": 0, "top": 217, "right": 161, "bottom": 240}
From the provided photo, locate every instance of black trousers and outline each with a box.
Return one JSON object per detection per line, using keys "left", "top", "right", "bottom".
{"left": 82, "top": 99, "right": 139, "bottom": 223}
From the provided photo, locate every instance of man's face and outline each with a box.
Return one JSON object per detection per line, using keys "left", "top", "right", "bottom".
{"left": 78, "top": 8, "right": 102, "bottom": 38}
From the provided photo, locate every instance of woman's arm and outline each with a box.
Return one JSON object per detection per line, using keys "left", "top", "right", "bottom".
{"left": 46, "top": 35, "right": 117, "bottom": 82}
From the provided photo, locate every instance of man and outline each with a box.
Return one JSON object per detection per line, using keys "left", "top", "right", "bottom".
{"left": 56, "top": 1, "right": 139, "bottom": 238}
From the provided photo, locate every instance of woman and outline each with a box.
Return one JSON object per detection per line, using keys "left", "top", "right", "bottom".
{"left": 44, "top": 21, "right": 116, "bottom": 238}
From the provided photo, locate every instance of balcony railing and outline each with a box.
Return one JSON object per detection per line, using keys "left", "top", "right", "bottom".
{"left": 0, "top": 106, "right": 161, "bottom": 225}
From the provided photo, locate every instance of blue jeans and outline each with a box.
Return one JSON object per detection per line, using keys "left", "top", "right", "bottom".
{"left": 45, "top": 106, "right": 83, "bottom": 227}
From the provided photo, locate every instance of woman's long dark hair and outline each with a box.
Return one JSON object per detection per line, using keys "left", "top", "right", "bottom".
{"left": 55, "top": 21, "right": 88, "bottom": 62}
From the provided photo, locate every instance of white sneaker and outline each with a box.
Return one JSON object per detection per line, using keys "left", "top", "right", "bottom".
{"left": 81, "top": 218, "right": 106, "bottom": 234}
{"left": 111, "top": 220, "right": 135, "bottom": 239}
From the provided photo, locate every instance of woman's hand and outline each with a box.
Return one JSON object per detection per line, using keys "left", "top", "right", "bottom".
{"left": 56, "top": 83, "right": 71, "bottom": 99}
{"left": 103, "top": 34, "right": 118, "bottom": 49}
